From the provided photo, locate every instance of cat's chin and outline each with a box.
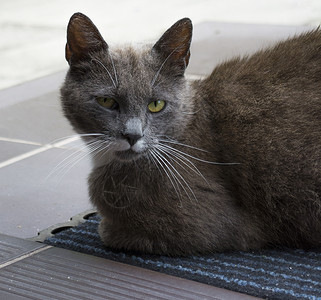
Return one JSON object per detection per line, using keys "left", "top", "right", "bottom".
{"left": 114, "top": 149, "right": 143, "bottom": 162}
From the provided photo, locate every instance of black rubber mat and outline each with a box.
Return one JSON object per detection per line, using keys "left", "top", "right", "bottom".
{"left": 44, "top": 214, "right": 321, "bottom": 300}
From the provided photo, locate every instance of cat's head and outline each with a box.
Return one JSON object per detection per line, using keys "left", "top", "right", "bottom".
{"left": 61, "top": 13, "right": 194, "bottom": 165}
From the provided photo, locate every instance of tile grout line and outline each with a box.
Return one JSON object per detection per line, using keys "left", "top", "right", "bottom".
{"left": 0, "top": 136, "right": 80, "bottom": 169}
{"left": 0, "top": 74, "right": 202, "bottom": 170}
{"left": 0, "top": 144, "right": 54, "bottom": 169}
{"left": 0, "top": 245, "right": 52, "bottom": 269}
{"left": 0, "top": 137, "right": 43, "bottom": 146}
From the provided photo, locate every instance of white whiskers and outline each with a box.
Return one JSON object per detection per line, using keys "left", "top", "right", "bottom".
{"left": 46, "top": 133, "right": 111, "bottom": 184}
{"left": 46, "top": 132, "right": 236, "bottom": 203}
{"left": 158, "top": 139, "right": 237, "bottom": 166}
{"left": 151, "top": 44, "right": 187, "bottom": 87}
{"left": 156, "top": 144, "right": 210, "bottom": 187}
{"left": 91, "top": 58, "right": 117, "bottom": 88}
{"left": 148, "top": 137, "right": 238, "bottom": 203}
{"left": 108, "top": 52, "right": 118, "bottom": 86}
{"left": 149, "top": 145, "right": 199, "bottom": 202}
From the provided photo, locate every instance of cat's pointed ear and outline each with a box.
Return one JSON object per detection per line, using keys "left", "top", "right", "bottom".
{"left": 152, "top": 18, "right": 192, "bottom": 74}
{"left": 65, "top": 13, "right": 107, "bottom": 64}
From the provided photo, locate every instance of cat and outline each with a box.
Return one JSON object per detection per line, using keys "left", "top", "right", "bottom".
{"left": 61, "top": 12, "right": 321, "bottom": 256}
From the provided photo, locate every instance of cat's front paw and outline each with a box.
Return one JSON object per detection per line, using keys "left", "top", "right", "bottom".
{"left": 98, "top": 217, "right": 167, "bottom": 254}
{"left": 98, "top": 217, "right": 112, "bottom": 246}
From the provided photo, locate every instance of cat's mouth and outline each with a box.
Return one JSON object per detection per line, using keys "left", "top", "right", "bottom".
{"left": 115, "top": 149, "right": 142, "bottom": 161}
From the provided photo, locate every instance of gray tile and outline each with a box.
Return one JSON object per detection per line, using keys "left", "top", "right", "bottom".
{"left": 0, "top": 71, "right": 66, "bottom": 109}
{"left": 0, "top": 234, "right": 45, "bottom": 265}
{"left": 0, "top": 20, "right": 312, "bottom": 242}
{"left": 0, "top": 141, "right": 40, "bottom": 163}
{"left": 0, "top": 90, "right": 75, "bottom": 145}
{"left": 188, "top": 22, "right": 311, "bottom": 75}
{"left": 0, "top": 147, "right": 93, "bottom": 238}
{"left": 0, "top": 244, "right": 258, "bottom": 300}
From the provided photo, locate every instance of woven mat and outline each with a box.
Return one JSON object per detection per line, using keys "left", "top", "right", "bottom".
{"left": 44, "top": 214, "right": 321, "bottom": 300}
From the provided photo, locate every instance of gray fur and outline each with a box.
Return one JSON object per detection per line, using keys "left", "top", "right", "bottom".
{"left": 61, "top": 13, "right": 321, "bottom": 255}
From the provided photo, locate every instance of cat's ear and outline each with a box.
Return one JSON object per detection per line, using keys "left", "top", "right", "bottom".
{"left": 152, "top": 18, "right": 192, "bottom": 75}
{"left": 65, "top": 13, "right": 107, "bottom": 64}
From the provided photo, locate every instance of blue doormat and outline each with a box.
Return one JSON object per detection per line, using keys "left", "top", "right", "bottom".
{"left": 44, "top": 214, "right": 321, "bottom": 300}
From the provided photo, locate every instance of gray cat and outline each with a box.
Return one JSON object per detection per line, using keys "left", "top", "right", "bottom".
{"left": 61, "top": 12, "right": 321, "bottom": 256}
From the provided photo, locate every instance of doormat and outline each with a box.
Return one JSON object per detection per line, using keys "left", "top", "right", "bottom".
{"left": 44, "top": 214, "right": 321, "bottom": 300}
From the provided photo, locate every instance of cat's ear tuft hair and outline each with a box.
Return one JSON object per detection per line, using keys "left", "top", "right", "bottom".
{"left": 65, "top": 12, "right": 107, "bottom": 64}
{"left": 152, "top": 18, "right": 192, "bottom": 74}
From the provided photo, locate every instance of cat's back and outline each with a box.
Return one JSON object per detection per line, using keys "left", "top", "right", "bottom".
{"left": 200, "top": 28, "right": 321, "bottom": 150}
{"left": 203, "top": 28, "right": 321, "bottom": 105}
{"left": 194, "top": 29, "right": 321, "bottom": 247}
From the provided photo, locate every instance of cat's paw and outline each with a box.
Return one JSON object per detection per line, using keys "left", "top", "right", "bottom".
{"left": 98, "top": 217, "right": 168, "bottom": 254}
{"left": 98, "top": 217, "right": 112, "bottom": 246}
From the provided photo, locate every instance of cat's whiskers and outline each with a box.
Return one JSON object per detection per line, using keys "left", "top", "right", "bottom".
{"left": 91, "top": 58, "right": 117, "bottom": 88}
{"left": 147, "top": 151, "right": 162, "bottom": 174}
{"left": 47, "top": 134, "right": 112, "bottom": 183}
{"left": 152, "top": 137, "right": 237, "bottom": 199}
{"left": 46, "top": 139, "right": 97, "bottom": 180}
{"left": 48, "top": 133, "right": 104, "bottom": 146}
{"left": 108, "top": 52, "right": 118, "bottom": 86}
{"left": 149, "top": 150, "right": 184, "bottom": 205}
{"left": 92, "top": 140, "right": 114, "bottom": 162}
{"left": 57, "top": 139, "right": 114, "bottom": 182}
{"left": 150, "top": 148, "right": 197, "bottom": 203}
{"left": 155, "top": 148, "right": 198, "bottom": 202}
{"left": 159, "top": 140, "right": 238, "bottom": 166}
{"left": 48, "top": 140, "right": 102, "bottom": 182}
{"left": 156, "top": 143, "right": 211, "bottom": 188}
{"left": 151, "top": 44, "right": 188, "bottom": 87}
{"left": 45, "top": 133, "right": 105, "bottom": 179}
{"left": 57, "top": 141, "right": 103, "bottom": 181}
{"left": 157, "top": 138, "right": 211, "bottom": 180}
{"left": 158, "top": 138, "right": 209, "bottom": 153}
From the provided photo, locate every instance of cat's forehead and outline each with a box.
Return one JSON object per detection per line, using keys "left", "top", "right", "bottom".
{"left": 113, "top": 45, "right": 142, "bottom": 59}
{"left": 110, "top": 46, "right": 156, "bottom": 94}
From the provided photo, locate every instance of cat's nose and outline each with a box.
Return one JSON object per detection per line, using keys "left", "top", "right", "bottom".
{"left": 122, "top": 132, "right": 143, "bottom": 146}
{"left": 122, "top": 118, "right": 143, "bottom": 147}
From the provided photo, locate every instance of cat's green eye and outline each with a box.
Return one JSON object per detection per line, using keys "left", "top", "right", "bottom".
{"left": 96, "top": 97, "right": 117, "bottom": 109}
{"left": 148, "top": 100, "right": 166, "bottom": 113}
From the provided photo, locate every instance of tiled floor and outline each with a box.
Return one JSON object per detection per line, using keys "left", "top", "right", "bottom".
{"left": 0, "top": 235, "right": 260, "bottom": 300}
{"left": 0, "top": 4, "right": 320, "bottom": 298}
{"left": 1, "top": 0, "right": 320, "bottom": 90}
{"left": 0, "top": 21, "right": 313, "bottom": 239}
